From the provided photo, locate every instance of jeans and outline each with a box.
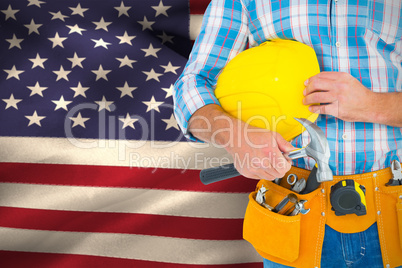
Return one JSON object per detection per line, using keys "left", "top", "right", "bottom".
{"left": 263, "top": 223, "right": 399, "bottom": 268}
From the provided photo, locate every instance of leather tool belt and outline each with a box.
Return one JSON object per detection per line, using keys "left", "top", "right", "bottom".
{"left": 243, "top": 166, "right": 402, "bottom": 268}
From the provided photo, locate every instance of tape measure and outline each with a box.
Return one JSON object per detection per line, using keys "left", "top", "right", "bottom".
{"left": 330, "top": 179, "right": 367, "bottom": 216}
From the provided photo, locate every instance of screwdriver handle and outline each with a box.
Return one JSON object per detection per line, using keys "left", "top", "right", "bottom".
{"left": 200, "top": 163, "right": 240, "bottom": 185}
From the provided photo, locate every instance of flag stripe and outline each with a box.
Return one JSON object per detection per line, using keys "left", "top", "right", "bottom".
{"left": 0, "top": 183, "right": 249, "bottom": 219}
{"left": 189, "top": 0, "right": 209, "bottom": 40}
{"left": 0, "top": 207, "right": 244, "bottom": 240}
{"left": 0, "top": 250, "right": 263, "bottom": 268}
{"left": 0, "top": 0, "right": 264, "bottom": 266}
{"left": 0, "top": 137, "right": 231, "bottom": 170}
{"left": 190, "top": 15, "right": 205, "bottom": 41}
{"left": 0, "top": 162, "right": 256, "bottom": 193}
{"left": 0, "top": 227, "right": 261, "bottom": 265}
{"left": 189, "top": 0, "right": 211, "bottom": 14}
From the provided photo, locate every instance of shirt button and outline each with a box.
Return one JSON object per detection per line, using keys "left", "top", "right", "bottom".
{"left": 336, "top": 42, "right": 341, "bottom": 47}
{"left": 342, "top": 133, "right": 347, "bottom": 140}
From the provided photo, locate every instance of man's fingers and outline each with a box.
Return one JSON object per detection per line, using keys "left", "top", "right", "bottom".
{"left": 304, "top": 78, "right": 335, "bottom": 93}
{"left": 275, "top": 133, "right": 296, "bottom": 153}
{"left": 311, "top": 71, "right": 344, "bottom": 80}
{"left": 304, "top": 73, "right": 347, "bottom": 96}
{"left": 236, "top": 155, "right": 288, "bottom": 181}
{"left": 309, "top": 103, "right": 339, "bottom": 117}
{"left": 303, "top": 91, "right": 337, "bottom": 105}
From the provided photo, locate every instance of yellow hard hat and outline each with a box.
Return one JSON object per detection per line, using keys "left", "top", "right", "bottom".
{"left": 215, "top": 39, "right": 320, "bottom": 141}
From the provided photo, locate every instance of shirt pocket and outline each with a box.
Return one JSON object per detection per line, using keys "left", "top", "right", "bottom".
{"left": 366, "top": 0, "right": 402, "bottom": 44}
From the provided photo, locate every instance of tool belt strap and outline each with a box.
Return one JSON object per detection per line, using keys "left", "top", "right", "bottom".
{"left": 242, "top": 166, "right": 402, "bottom": 268}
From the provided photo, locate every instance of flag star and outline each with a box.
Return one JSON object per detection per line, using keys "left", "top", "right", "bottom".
{"left": 69, "top": 3, "right": 88, "bottom": 17}
{"left": 143, "top": 68, "right": 163, "bottom": 82}
{"left": 157, "top": 31, "right": 174, "bottom": 44}
{"left": 2, "top": 94, "right": 22, "bottom": 110}
{"left": 6, "top": 34, "right": 23, "bottom": 49}
{"left": 116, "top": 31, "right": 136, "bottom": 45}
{"left": 162, "top": 114, "right": 180, "bottom": 130}
{"left": 93, "top": 17, "right": 112, "bottom": 31}
{"left": 119, "top": 113, "right": 139, "bottom": 129}
{"left": 92, "top": 65, "right": 111, "bottom": 81}
{"left": 67, "top": 52, "right": 86, "bottom": 68}
{"left": 116, "top": 82, "right": 137, "bottom": 98}
{"left": 4, "top": 65, "right": 24, "bottom": 80}
{"left": 53, "top": 66, "right": 71, "bottom": 81}
{"left": 143, "top": 96, "right": 164, "bottom": 113}
{"left": 95, "top": 96, "right": 114, "bottom": 112}
{"left": 67, "top": 24, "right": 86, "bottom": 35}
{"left": 1, "top": 5, "right": 19, "bottom": 21}
{"left": 160, "top": 62, "right": 180, "bottom": 74}
{"left": 116, "top": 55, "right": 137, "bottom": 68}
{"left": 70, "top": 82, "right": 89, "bottom": 98}
{"left": 161, "top": 84, "right": 174, "bottom": 98}
{"left": 69, "top": 112, "right": 90, "bottom": 128}
{"left": 24, "top": 19, "right": 42, "bottom": 35}
{"left": 91, "top": 38, "right": 111, "bottom": 49}
{"left": 49, "top": 11, "right": 69, "bottom": 21}
{"left": 114, "top": 1, "right": 131, "bottom": 17}
{"left": 137, "top": 16, "right": 155, "bottom": 31}
{"left": 27, "top": 82, "right": 47, "bottom": 97}
{"left": 141, "top": 44, "right": 161, "bottom": 58}
{"left": 29, "top": 53, "right": 48, "bottom": 69}
{"left": 25, "top": 111, "right": 45, "bottom": 127}
{"left": 52, "top": 96, "right": 72, "bottom": 111}
{"left": 48, "top": 32, "right": 67, "bottom": 48}
{"left": 27, "top": 0, "right": 45, "bottom": 8}
{"left": 151, "top": 0, "right": 171, "bottom": 17}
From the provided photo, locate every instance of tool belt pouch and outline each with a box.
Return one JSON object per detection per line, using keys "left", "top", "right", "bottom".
{"left": 243, "top": 178, "right": 324, "bottom": 266}
{"left": 398, "top": 200, "right": 402, "bottom": 248}
{"left": 376, "top": 180, "right": 402, "bottom": 264}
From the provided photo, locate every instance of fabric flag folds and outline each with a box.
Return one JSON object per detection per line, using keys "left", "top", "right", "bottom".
{"left": 0, "top": 0, "right": 262, "bottom": 267}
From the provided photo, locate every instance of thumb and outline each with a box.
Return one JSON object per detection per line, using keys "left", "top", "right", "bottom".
{"left": 275, "top": 134, "right": 296, "bottom": 154}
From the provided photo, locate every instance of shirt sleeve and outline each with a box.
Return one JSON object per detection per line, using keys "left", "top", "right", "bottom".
{"left": 173, "top": 0, "right": 249, "bottom": 141}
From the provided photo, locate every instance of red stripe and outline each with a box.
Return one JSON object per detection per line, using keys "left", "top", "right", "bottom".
{"left": 0, "top": 250, "right": 263, "bottom": 268}
{"left": 189, "top": 0, "right": 210, "bottom": 14}
{"left": 0, "top": 207, "right": 244, "bottom": 240}
{"left": 0, "top": 162, "right": 256, "bottom": 193}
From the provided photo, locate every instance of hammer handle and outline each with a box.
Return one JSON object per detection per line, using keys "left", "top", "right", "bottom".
{"left": 199, "top": 148, "right": 306, "bottom": 185}
{"left": 299, "top": 165, "right": 320, "bottom": 194}
{"left": 200, "top": 163, "right": 240, "bottom": 185}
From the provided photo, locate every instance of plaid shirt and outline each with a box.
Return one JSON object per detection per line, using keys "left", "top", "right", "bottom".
{"left": 174, "top": 0, "right": 402, "bottom": 175}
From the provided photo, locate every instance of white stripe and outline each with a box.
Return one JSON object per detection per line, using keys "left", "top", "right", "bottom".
{"left": 0, "top": 183, "right": 249, "bottom": 219}
{"left": 0, "top": 227, "right": 262, "bottom": 265}
{"left": 190, "top": 14, "right": 203, "bottom": 40}
{"left": 0, "top": 137, "right": 232, "bottom": 170}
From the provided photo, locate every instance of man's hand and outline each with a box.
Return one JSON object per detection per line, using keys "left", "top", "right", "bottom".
{"left": 227, "top": 123, "right": 294, "bottom": 181}
{"left": 302, "top": 72, "right": 375, "bottom": 122}
{"left": 188, "top": 104, "right": 295, "bottom": 181}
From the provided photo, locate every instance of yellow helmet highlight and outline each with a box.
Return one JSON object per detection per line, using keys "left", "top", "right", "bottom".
{"left": 215, "top": 39, "right": 320, "bottom": 141}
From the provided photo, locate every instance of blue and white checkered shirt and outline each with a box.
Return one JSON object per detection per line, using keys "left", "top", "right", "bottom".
{"left": 174, "top": 0, "right": 402, "bottom": 175}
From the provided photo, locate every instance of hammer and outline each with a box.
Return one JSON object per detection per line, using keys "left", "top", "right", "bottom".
{"left": 199, "top": 118, "right": 333, "bottom": 186}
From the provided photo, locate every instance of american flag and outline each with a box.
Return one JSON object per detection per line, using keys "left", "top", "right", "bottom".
{"left": 0, "top": 0, "right": 262, "bottom": 267}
